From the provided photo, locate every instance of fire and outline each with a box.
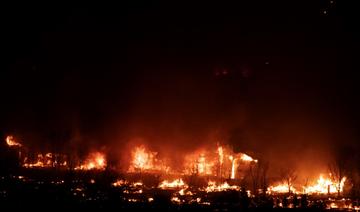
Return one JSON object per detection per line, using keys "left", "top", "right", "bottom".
{"left": 128, "top": 145, "right": 169, "bottom": 173}
{"left": 23, "top": 154, "right": 44, "bottom": 168}
{"left": 204, "top": 181, "right": 240, "bottom": 192}
{"left": 112, "top": 180, "right": 127, "bottom": 187}
{"left": 183, "top": 151, "right": 216, "bottom": 176}
{"left": 171, "top": 197, "right": 181, "bottom": 204}
{"left": 5, "top": 135, "right": 22, "bottom": 147}
{"left": 267, "top": 183, "right": 297, "bottom": 194}
{"left": 159, "top": 178, "right": 187, "bottom": 189}
{"left": 218, "top": 146, "right": 224, "bottom": 165}
{"left": 23, "top": 153, "right": 67, "bottom": 168}
{"left": 75, "top": 152, "right": 106, "bottom": 170}
{"left": 183, "top": 146, "right": 256, "bottom": 178}
{"left": 304, "top": 174, "right": 346, "bottom": 194}
{"left": 132, "top": 145, "right": 153, "bottom": 170}
{"left": 179, "top": 188, "right": 193, "bottom": 196}
{"left": 229, "top": 156, "right": 236, "bottom": 179}
{"left": 268, "top": 174, "right": 347, "bottom": 195}
{"left": 240, "top": 153, "right": 257, "bottom": 163}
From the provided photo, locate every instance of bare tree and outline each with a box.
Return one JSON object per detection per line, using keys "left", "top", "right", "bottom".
{"left": 249, "top": 161, "right": 269, "bottom": 195}
{"left": 328, "top": 156, "right": 347, "bottom": 196}
{"left": 280, "top": 168, "right": 297, "bottom": 194}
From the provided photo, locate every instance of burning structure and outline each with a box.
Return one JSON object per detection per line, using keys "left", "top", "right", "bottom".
{"left": 1, "top": 131, "right": 359, "bottom": 211}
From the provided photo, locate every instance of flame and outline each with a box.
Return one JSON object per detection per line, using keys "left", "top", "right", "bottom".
{"left": 5, "top": 135, "right": 22, "bottom": 147}
{"left": 303, "top": 174, "right": 346, "bottom": 194}
{"left": 128, "top": 145, "right": 169, "bottom": 173}
{"left": 218, "top": 146, "right": 224, "bottom": 165}
{"left": 179, "top": 188, "right": 193, "bottom": 196}
{"left": 23, "top": 152, "right": 67, "bottom": 168}
{"left": 75, "top": 152, "right": 106, "bottom": 170}
{"left": 240, "top": 153, "right": 257, "bottom": 163}
{"left": 112, "top": 179, "right": 127, "bottom": 187}
{"left": 184, "top": 151, "right": 215, "bottom": 175}
{"left": 159, "top": 178, "right": 186, "bottom": 189}
{"left": 267, "top": 183, "right": 297, "bottom": 194}
{"left": 171, "top": 197, "right": 181, "bottom": 204}
{"left": 204, "top": 181, "right": 240, "bottom": 192}
{"left": 229, "top": 156, "right": 236, "bottom": 179}
{"left": 132, "top": 145, "right": 153, "bottom": 170}
{"left": 23, "top": 154, "right": 45, "bottom": 168}
{"left": 183, "top": 146, "right": 256, "bottom": 178}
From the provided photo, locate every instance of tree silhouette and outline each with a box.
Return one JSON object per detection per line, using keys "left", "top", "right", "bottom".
{"left": 280, "top": 168, "right": 297, "bottom": 194}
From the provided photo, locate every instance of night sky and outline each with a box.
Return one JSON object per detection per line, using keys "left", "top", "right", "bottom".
{"left": 1, "top": 1, "right": 359, "bottom": 173}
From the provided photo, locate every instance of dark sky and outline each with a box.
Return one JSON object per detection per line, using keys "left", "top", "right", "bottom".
{"left": 1, "top": 1, "right": 359, "bottom": 171}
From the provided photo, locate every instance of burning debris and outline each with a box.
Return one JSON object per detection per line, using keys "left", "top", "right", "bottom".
{"left": 203, "top": 181, "right": 240, "bottom": 192}
{"left": 267, "top": 183, "right": 298, "bottom": 194}
{"left": 267, "top": 174, "right": 347, "bottom": 195}
{"left": 2, "top": 134, "right": 359, "bottom": 211}
{"left": 23, "top": 153, "right": 67, "bottom": 168}
{"left": 75, "top": 152, "right": 106, "bottom": 170}
{"left": 159, "top": 178, "right": 186, "bottom": 189}
{"left": 2, "top": 134, "right": 354, "bottom": 204}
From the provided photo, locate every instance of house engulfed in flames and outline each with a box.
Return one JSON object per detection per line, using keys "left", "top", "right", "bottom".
{"left": 126, "top": 144, "right": 257, "bottom": 180}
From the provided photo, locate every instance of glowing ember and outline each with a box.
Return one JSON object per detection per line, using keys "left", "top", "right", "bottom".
{"left": 5, "top": 135, "right": 22, "bottom": 147}
{"left": 204, "top": 181, "right": 240, "bottom": 192}
{"left": 75, "top": 152, "right": 106, "bottom": 170}
{"left": 23, "top": 154, "right": 46, "bottom": 168}
{"left": 178, "top": 188, "right": 193, "bottom": 196}
{"left": 112, "top": 179, "right": 127, "bottom": 187}
{"left": 303, "top": 174, "right": 346, "bottom": 194}
{"left": 159, "top": 178, "right": 186, "bottom": 189}
{"left": 133, "top": 181, "right": 143, "bottom": 186}
{"left": 171, "top": 197, "right": 181, "bottom": 204}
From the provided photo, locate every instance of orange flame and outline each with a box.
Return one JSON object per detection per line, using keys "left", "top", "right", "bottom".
{"left": 204, "top": 181, "right": 240, "bottom": 192}
{"left": 23, "top": 153, "right": 67, "bottom": 168}
{"left": 229, "top": 155, "right": 236, "bottom": 179}
{"left": 267, "top": 183, "right": 297, "bottom": 194}
{"left": 159, "top": 178, "right": 187, "bottom": 189}
{"left": 75, "top": 152, "right": 106, "bottom": 170}
{"left": 128, "top": 145, "right": 170, "bottom": 173}
{"left": 303, "top": 174, "right": 346, "bottom": 194}
{"left": 5, "top": 135, "right": 22, "bottom": 147}
{"left": 218, "top": 146, "right": 224, "bottom": 165}
{"left": 240, "top": 153, "right": 257, "bottom": 163}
